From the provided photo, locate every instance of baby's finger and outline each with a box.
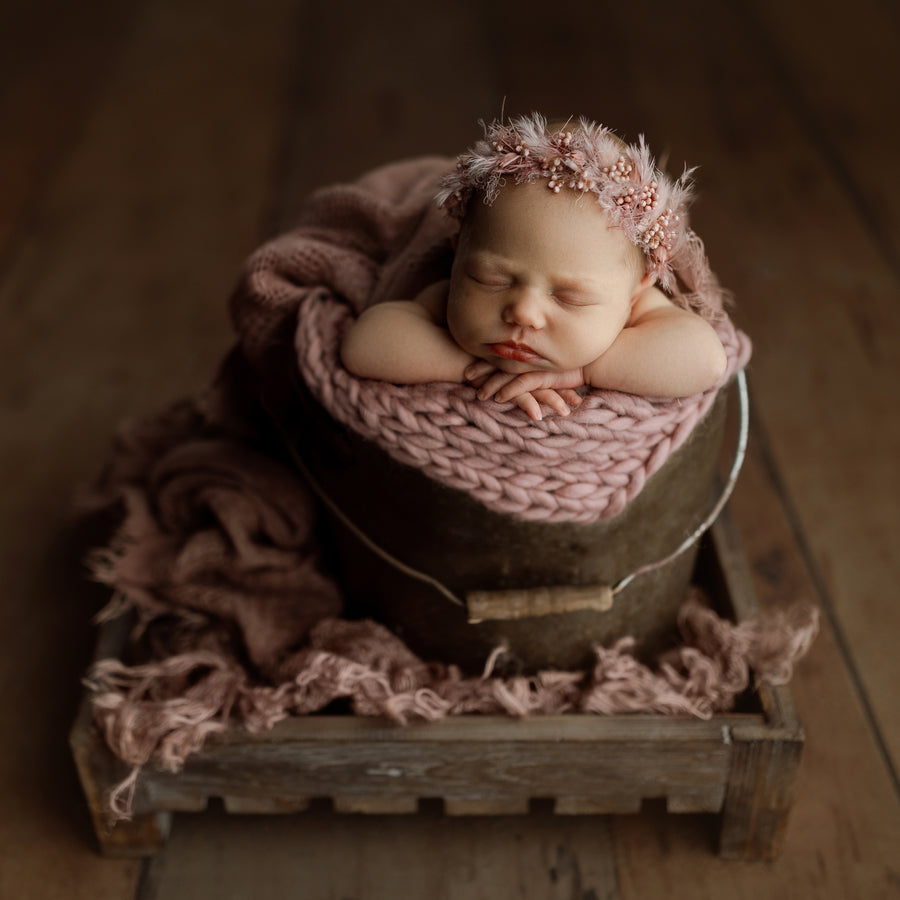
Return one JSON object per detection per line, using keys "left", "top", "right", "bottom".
{"left": 559, "top": 389, "right": 583, "bottom": 407}
{"left": 464, "top": 360, "right": 495, "bottom": 383}
{"left": 513, "top": 393, "right": 542, "bottom": 421}
{"left": 476, "top": 371, "right": 517, "bottom": 401}
{"left": 493, "top": 373, "right": 542, "bottom": 403}
{"left": 532, "top": 389, "right": 571, "bottom": 417}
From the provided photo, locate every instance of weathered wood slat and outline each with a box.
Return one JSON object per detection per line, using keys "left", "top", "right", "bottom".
{"left": 138, "top": 725, "right": 732, "bottom": 813}
{"left": 332, "top": 796, "right": 420, "bottom": 815}
{"left": 221, "top": 796, "right": 310, "bottom": 815}
{"left": 145, "top": 787, "right": 210, "bottom": 815}
{"left": 198, "top": 711, "right": 750, "bottom": 746}
{"left": 70, "top": 693, "right": 173, "bottom": 860}
{"left": 444, "top": 797, "right": 530, "bottom": 816}
{"left": 719, "top": 723, "right": 805, "bottom": 860}
{"left": 554, "top": 796, "right": 643, "bottom": 816}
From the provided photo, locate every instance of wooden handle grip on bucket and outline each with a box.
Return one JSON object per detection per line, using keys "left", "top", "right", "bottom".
{"left": 466, "top": 584, "right": 614, "bottom": 624}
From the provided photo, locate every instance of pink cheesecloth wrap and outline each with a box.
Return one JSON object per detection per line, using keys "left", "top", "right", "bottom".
{"left": 82, "top": 157, "right": 816, "bottom": 821}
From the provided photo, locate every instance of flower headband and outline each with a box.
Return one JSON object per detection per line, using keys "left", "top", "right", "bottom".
{"left": 436, "top": 113, "right": 698, "bottom": 289}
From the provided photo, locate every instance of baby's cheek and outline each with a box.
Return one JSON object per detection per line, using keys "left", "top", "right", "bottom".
{"left": 567, "top": 324, "right": 619, "bottom": 366}
{"left": 448, "top": 299, "right": 485, "bottom": 346}
{"left": 444, "top": 301, "right": 466, "bottom": 342}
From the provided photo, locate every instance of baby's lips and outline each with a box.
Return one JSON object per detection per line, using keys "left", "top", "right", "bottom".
{"left": 488, "top": 341, "right": 545, "bottom": 364}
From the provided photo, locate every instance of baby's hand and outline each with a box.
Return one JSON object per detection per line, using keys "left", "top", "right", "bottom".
{"left": 464, "top": 362, "right": 584, "bottom": 421}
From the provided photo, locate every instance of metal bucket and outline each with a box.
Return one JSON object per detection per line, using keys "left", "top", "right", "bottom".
{"left": 278, "top": 369, "right": 730, "bottom": 674}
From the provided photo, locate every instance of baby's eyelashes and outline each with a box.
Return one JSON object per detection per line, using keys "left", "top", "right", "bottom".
{"left": 468, "top": 273, "right": 512, "bottom": 288}
{"left": 551, "top": 290, "right": 599, "bottom": 307}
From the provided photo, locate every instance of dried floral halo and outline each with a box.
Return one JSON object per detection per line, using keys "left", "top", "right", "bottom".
{"left": 436, "top": 113, "right": 699, "bottom": 289}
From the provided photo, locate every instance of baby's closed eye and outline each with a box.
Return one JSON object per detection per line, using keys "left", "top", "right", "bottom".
{"left": 467, "top": 269, "right": 512, "bottom": 288}
{"left": 551, "top": 290, "right": 600, "bottom": 308}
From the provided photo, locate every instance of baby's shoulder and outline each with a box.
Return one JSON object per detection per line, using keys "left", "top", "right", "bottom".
{"left": 413, "top": 279, "right": 451, "bottom": 323}
{"left": 628, "top": 284, "right": 677, "bottom": 324}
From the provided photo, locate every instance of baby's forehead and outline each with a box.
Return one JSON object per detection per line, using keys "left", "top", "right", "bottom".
{"left": 462, "top": 184, "right": 644, "bottom": 275}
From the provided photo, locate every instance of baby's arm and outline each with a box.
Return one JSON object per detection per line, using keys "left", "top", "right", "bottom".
{"left": 340, "top": 282, "right": 475, "bottom": 383}
{"left": 583, "top": 288, "right": 727, "bottom": 397}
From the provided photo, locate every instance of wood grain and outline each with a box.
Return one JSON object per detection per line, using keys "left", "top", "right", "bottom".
{"left": 139, "top": 804, "right": 623, "bottom": 900}
{"left": 267, "top": 0, "right": 498, "bottom": 232}
{"left": 736, "top": 0, "right": 900, "bottom": 769}
{"left": 743, "top": 0, "right": 900, "bottom": 274}
{"left": 87, "top": 711, "right": 740, "bottom": 827}
{"left": 0, "top": 0, "right": 298, "bottom": 894}
{"left": 0, "top": 2, "right": 139, "bottom": 255}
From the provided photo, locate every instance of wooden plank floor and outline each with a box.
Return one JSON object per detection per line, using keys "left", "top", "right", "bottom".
{"left": 1, "top": 0, "right": 898, "bottom": 896}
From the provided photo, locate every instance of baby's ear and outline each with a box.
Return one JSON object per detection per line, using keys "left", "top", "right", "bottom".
{"left": 631, "top": 270, "right": 656, "bottom": 303}
{"left": 638, "top": 271, "right": 657, "bottom": 291}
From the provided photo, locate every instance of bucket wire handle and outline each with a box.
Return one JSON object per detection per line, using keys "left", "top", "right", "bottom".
{"left": 611, "top": 368, "right": 750, "bottom": 596}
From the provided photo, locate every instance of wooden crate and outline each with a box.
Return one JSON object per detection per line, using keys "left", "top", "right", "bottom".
{"left": 69, "top": 507, "right": 804, "bottom": 861}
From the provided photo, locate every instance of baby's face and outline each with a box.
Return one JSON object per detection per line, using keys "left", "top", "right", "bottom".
{"left": 447, "top": 182, "right": 647, "bottom": 374}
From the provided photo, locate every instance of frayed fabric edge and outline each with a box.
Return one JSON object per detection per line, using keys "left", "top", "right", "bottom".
{"left": 85, "top": 591, "right": 819, "bottom": 823}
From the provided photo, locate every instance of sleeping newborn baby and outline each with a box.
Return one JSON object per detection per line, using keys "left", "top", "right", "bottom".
{"left": 341, "top": 113, "right": 727, "bottom": 420}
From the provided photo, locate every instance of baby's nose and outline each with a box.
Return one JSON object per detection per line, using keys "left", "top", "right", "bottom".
{"left": 503, "top": 289, "right": 546, "bottom": 329}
